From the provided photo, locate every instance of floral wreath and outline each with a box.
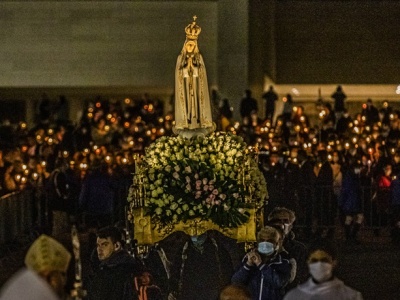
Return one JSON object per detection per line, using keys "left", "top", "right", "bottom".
{"left": 128, "top": 132, "right": 268, "bottom": 228}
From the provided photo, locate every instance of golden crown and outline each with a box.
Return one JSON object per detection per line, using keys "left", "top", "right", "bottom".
{"left": 185, "top": 15, "right": 201, "bottom": 40}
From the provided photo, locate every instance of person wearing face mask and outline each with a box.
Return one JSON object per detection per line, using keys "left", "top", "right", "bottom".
{"left": 231, "top": 226, "right": 292, "bottom": 300}
{"left": 267, "top": 207, "right": 308, "bottom": 289}
{"left": 168, "top": 230, "right": 235, "bottom": 300}
{"left": 283, "top": 240, "right": 363, "bottom": 300}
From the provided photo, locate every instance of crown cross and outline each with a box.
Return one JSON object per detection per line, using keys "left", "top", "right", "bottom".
{"left": 185, "top": 15, "right": 201, "bottom": 40}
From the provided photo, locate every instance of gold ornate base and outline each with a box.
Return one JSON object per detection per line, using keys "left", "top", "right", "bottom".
{"left": 132, "top": 207, "right": 262, "bottom": 245}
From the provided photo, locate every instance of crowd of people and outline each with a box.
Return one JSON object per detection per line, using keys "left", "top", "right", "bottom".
{"left": 0, "top": 212, "right": 363, "bottom": 300}
{"left": 0, "top": 85, "right": 399, "bottom": 299}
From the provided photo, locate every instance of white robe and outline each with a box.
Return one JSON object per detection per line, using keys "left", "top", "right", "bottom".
{"left": 0, "top": 268, "right": 59, "bottom": 300}
{"left": 174, "top": 52, "right": 213, "bottom": 132}
{"left": 284, "top": 277, "right": 363, "bottom": 300}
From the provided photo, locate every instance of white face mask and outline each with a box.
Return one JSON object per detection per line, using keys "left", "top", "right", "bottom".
{"left": 257, "top": 241, "right": 276, "bottom": 256}
{"left": 308, "top": 262, "right": 333, "bottom": 282}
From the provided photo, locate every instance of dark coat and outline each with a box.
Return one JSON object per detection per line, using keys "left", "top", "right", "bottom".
{"left": 169, "top": 236, "right": 234, "bottom": 300}
{"left": 283, "top": 232, "right": 308, "bottom": 288}
{"left": 79, "top": 168, "right": 116, "bottom": 216}
{"left": 391, "top": 177, "right": 400, "bottom": 206}
{"left": 339, "top": 170, "right": 362, "bottom": 214}
{"left": 87, "top": 250, "right": 142, "bottom": 300}
{"left": 231, "top": 253, "right": 291, "bottom": 300}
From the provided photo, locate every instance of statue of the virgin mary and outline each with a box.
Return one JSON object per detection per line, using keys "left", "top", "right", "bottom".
{"left": 173, "top": 16, "right": 215, "bottom": 138}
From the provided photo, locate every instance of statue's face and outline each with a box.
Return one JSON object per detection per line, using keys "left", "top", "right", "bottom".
{"left": 185, "top": 41, "right": 196, "bottom": 53}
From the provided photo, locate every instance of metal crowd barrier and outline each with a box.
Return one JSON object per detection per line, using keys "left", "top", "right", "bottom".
{"left": 0, "top": 183, "right": 390, "bottom": 246}
{"left": 291, "top": 184, "right": 389, "bottom": 230}
{"left": 0, "top": 189, "right": 34, "bottom": 245}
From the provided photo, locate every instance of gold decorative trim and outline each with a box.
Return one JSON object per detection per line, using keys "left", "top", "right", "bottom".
{"left": 132, "top": 207, "right": 260, "bottom": 245}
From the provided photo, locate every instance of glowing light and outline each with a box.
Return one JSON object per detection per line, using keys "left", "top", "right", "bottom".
{"left": 291, "top": 88, "right": 300, "bottom": 96}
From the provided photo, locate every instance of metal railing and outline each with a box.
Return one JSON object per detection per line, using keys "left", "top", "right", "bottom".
{"left": 0, "top": 183, "right": 392, "bottom": 246}
{"left": 0, "top": 189, "right": 35, "bottom": 245}
{"left": 289, "top": 184, "right": 390, "bottom": 230}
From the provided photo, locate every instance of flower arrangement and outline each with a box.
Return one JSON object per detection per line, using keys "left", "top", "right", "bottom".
{"left": 128, "top": 132, "right": 268, "bottom": 228}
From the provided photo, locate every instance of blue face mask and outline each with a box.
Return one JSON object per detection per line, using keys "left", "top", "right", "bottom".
{"left": 257, "top": 241, "right": 275, "bottom": 255}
